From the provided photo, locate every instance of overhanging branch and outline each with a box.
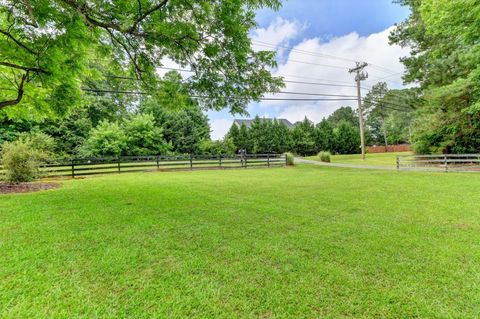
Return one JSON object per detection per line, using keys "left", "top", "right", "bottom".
{"left": 0, "top": 72, "right": 28, "bottom": 109}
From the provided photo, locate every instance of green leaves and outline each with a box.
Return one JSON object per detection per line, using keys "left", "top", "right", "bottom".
{"left": 0, "top": 0, "right": 284, "bottom": 115}
{"left": 391, "top": 0, "right": 480, "bottom": 153}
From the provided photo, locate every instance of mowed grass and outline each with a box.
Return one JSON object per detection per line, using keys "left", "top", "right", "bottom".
{"left": 1, "top": 166, "right": 480, "bottom": 318}
{"left": 305, "top": 151, "right": 413, "bottom": 167}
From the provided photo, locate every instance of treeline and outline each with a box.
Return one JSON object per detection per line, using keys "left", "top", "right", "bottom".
{"left": 391, "top": 0, "right": 480, "bottom": 154}
{"left": 227, "top": 107, "right": 362, "bottom": 156}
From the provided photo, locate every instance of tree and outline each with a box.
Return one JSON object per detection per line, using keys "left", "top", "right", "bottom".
{"left": 364, "top": 82, "right": 390, "bottom": 149}
{"left": 237, "top": 124, "right": 251, "bottom": 152}
{"left": 332, "top": 121, "right": 360, "bottom": 155}
{"left": 124, "top": 114, "right": 170, "bottom": 156}
{"left": 249, "top": 116, "right": 273, "bottom": 154}
{"left": 291, "top": 117, "right": 316, "bottom": 156}
{"left": 271, "top": 119, "right": 292, "bottom": 153}
{"left": 140, "top": 72, "right": 210, "bottom": 154}
{"left": 0, "top": 0, "right": 283, "bottom": 115}
{"left": 391, "top": 0, "right": 480, "bottom": 153}
{"left": 315, "top": 119, "right": 334, "bottom": 152}
{"left": 81, "top": 120, "right": 127, "bottom": 157}
{"left": 327, "top": 107, "right": 358, "bottom": 128}
{"left": 227, "top": 124, "right": 240, "bottom": 150}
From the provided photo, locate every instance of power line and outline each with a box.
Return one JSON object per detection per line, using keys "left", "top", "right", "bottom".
{"left": 82, "top": 87, "right": 358, "bottom": 101}
{"left": 277, "top": 91, "right": 357, "bottom": 98}
{"left": 284, "top": 80, "right": 356, "bottom": 88}
{"left": 252, "top": 40, "right": 400, "bottom": 75}
{"left": 287, "top": 59, "right": 350, "bottom": 70}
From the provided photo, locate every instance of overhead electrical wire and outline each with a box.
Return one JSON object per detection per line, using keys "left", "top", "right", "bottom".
{"left": 252, "top": 40, "right": 400, "bottom": 75}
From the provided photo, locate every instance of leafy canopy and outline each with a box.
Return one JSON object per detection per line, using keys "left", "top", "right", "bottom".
{"left": 0, "top": 0, "right": 284, "bottom": 115}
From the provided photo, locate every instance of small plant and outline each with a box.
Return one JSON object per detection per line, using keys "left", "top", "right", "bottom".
{"left": 286, "top": 152, "right": 295, "bottom": 166}
{"left": 1, "top": 141, "right": 41, "bottom": 183}
{"left": 318, "top": 151, "right": 331, "bottom": 163}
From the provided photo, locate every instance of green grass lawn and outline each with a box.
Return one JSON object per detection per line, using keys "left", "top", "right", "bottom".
{"left": 305, "top": 151, "right": 412, "bottom": 167}
{"left": 1, "top": 166, "right": 480, "bottom": 318}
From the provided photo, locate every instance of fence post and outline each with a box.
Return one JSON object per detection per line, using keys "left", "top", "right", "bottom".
{"left": 285, "top": 153, "right": 288, "bottom": 166}
{"left": 219, "top": 156, "right": 222, "bottom": 168}
{"left": 71, "top": 159, "right": 75, "bottom": 178}
{"left": 244, "top": 155, "right": 247, "bottom": 168}
{"left": 190, "top": 154, "right": 193, "bottom": 169}
{"left": 118, "top": 157, "right": 121, "bottom": 173}
{"left": 156, "top": 156, "right": 160, "bottom": 169}
{"left": 396, "top": 156, "right": 400, "bottom": 171}
{"left": 267, "top": 154, "right": 270, "bottom": 167}
{"left": 444, "top": 154, "right": 448, "bottom": 172}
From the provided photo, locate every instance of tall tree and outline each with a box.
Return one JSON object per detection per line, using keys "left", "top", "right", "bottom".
{"left": 291, "top": 117, "right": 316, "bottom": 156}
{"left": 0, "top": 0, "right": 283, "bottom": 115}
{"left": 391, "top": 0, "right": 480, "bottom": 153}
{"left": 332, "top": 121, "right": 360, "bottom": 155}
{"left": 327, "top": 106, "right": 358, "bottom": 128}
{"left": 315, "top": 119, "right": 334, "bottom": 152}
{"left": 364, "top": 82, "right": 390, "bottom": 150}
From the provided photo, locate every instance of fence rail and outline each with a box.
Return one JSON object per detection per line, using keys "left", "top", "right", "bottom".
{"left": 0, "top": 154, "right": 287, "bottom": 179}
{"left": 397, "top": 154, "right": 480, "bottom": 172}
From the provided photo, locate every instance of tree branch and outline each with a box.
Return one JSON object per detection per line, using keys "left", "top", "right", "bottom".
{"left": 21, "top": 0, "right": 38, "bottom": 27}
{"left": 60, "top": 0, "right": 169, "bottom": 35}
{"left": 0, "top": 29, "right": 38, "bottom": 55}
{"left": 0, "top": 72, "right": 28, "bottom": 109}
{"left": 0, "top": 61, "right": 47, "bottom": 74}
{"left": 127, "top": 0, "right": 169, "bottom": 33}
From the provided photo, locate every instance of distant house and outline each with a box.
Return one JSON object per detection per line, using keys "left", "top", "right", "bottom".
{"left": 232, "top": 118, "right": 294, "bottom": 129}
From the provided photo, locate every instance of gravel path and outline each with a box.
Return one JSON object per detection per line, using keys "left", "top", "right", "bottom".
{"left": 294, "top": 158, "right": 397, "bottom": 171}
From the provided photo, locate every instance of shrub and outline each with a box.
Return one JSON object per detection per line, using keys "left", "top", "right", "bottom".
{"left": 198, "top": 138, "right": 235, "bottom": 155}
{"left": 318, "top": 151, "right": 331, "bottom": 163}
{"left": 1, "top": 141, "right": 41, "bottom": 183}
{"left": 17, "top": 131, "right": 55, "bottom": 155}
{"left": 80, "top": 120, "right": 127, "bottom": 157}
{"left": 285, "top": 152, "right": 295, "bottom": 166}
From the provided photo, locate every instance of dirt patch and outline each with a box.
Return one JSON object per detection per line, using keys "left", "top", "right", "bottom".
{"left": 0, "top": 182, "right": 61, "bottom": 194}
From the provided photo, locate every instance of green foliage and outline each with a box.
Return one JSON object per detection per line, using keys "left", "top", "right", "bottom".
{"left": 285, "top": 152, "right": 295, "bottom": 166}
{"left": 0, "top": 0, "right": 283, "bottom": 115}
{"left": 81, "top": 121, "right": 127, "bottom": 157}
{"left": 292, "top": 117, "right": 316, "bottom": 156}
{"left": 124, "top": 114, "right": 171, "bottom": 156}
{"left": 327, "top": 107, "right": 358, "bottom": 128}
{"left": 391, "top": 0, "right": 480, "bottom": 153}
{"left": 333, "top": 121, "right": 360, "bottom": 155}
{"left": 237, "top": 124, "right": 251, "bottom": 152}
{"left": 17, "top": 131, "right": 55, "bottom": 155}
{"left": 1, "top": 137, "right": 50, "bottom": 183}
{"left": 315, "top": 119, "right": 334, "bottom": 152}
{"left": 318, "top": 151, "right": 331, "bottom": 163}
{"left": 198, "top": 139, "right": 235, "bottom": 155}
{"left": 141, "top": 79, "right": 210, "bottom": 154}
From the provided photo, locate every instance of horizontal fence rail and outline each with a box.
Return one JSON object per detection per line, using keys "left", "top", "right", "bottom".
{"left": 0, "top": 154, "right": 287, "bottom": 179}
{"left": 397, "top": 154, "right": 480, "bottom": 172}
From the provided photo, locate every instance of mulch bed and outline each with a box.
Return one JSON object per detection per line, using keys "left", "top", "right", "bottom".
{"left": 0, "top": 182, "right": 61, "bottom": 194}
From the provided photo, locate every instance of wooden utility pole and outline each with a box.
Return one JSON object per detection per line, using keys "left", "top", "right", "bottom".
{"left": 349, "top": 62, "right": 368, "bottom": 160}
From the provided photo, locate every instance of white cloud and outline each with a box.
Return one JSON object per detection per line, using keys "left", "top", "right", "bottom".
{"left": 251, "top": 17, "right": 305, "bottom": 58}
{"left": 262, "top": 25, "right": 410, "bottom": 124}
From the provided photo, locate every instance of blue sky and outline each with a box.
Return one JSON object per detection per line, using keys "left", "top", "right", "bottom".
{"left": 208, "top": 0, "right": 411, "bottom": 139}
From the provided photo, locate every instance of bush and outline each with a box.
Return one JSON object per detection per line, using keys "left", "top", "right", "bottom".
{"left": 318, "top": 151, "right": 331, "bottom": 163}
{"left": 1, "top": 141, "right": 41, "bottom": 183}
{"left": 198, "top": 138, "right": 235, "bottom": 155}
{"left": 286, "top": 152, "right": 295, "bottom": 166}
{"left": 80, "top": 120, "right": 127, "bottom": 157}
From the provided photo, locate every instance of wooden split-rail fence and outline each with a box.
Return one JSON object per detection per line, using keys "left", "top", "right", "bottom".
{"left": 0, "top": 154, "right": 287, "bottom": 179}
{"left": 397, "top": 154, "right": 480, "bottom": 172}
